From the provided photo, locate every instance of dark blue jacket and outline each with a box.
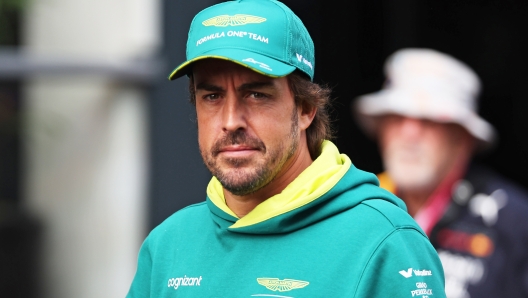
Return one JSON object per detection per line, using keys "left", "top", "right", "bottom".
{"left": 430, "top": 165, "right": 528, "bottom": 298}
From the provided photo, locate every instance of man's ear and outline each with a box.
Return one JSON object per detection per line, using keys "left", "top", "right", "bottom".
{"left": 299, "top": 103, "right": 317, "bottom": 130}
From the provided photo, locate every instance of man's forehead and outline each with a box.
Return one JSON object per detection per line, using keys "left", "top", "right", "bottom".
{"left": 193, "top": 59, "right": 280, "bottom": 84}
{"left": 381, "top": 113, "right": 468, "bottom": 132}
{"left": 383, "top": 114, "right": 431, "bottom": 123}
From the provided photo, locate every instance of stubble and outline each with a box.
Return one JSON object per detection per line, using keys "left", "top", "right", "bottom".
{"left": 200, "top": 108, "right": 299, "bottom": 196}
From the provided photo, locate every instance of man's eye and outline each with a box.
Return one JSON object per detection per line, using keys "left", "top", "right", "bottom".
{"left": 204, "top": 93, "right": 220, "bottom": 101}
{"left": 249, "top": 92, "right": 268, "bottom": 99}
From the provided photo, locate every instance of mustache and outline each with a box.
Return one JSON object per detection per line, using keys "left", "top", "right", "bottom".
{"left": 211, "top": 130, "right": 266, "bottom": 156}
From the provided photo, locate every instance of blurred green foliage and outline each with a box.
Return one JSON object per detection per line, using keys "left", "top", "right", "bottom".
{"left": 0, "top": 0, "right": 30, "bottom": 45}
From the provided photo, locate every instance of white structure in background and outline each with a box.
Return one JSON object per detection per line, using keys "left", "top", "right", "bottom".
{"left": 21, "top": 0, "right": 160, "bottom": 297}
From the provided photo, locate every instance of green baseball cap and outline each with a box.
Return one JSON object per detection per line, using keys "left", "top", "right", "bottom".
{"left": 168, "top": 0, "right": 315, "bottom": 81}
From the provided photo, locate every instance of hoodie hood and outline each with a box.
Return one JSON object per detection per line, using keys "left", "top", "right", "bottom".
{"left": 206, "top": 141, "right": 406, "bottom": 234}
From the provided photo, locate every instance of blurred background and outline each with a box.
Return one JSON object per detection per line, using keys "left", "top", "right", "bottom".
{"left": 0, "top": 0, "right": 526, "bottom": 297}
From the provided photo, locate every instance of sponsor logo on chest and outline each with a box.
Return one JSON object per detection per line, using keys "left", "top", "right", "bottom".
{"left": 399, "top": 267, "right": 433, "bottom": 278}
{"left": 256, "top": 277, "right": 309, "bottom": 292}
{"left": 167, "top": 275, "right": 202, "bottom": 290}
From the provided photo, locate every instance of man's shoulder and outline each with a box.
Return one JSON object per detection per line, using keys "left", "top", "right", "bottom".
{"left": 354, "top": 198, "right": 427, "bottom": 237}
{"left": 149, "top": 202, "right": 209, "bottom": 237}
{"left": 460, "top": 165, "right": 528, "bottom": 239}
{"left": 467, "top": 164, "right": 528, "bottom": 206}
{"left": 350, "top": 200, "right": 446, "bottom": 298}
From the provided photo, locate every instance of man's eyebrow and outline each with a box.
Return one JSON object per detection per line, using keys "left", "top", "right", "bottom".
{"left": 195, "top": 82, "right": 224, "bottom": 92}
{"left": 237, "top": 81, "right": 276, "bottom": 92}
{"left": 195, "top": 81, "right": 276, "bottom": 92}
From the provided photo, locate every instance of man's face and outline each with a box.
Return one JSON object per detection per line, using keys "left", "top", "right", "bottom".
{"left": 193, "top": 59, "right": 301, "bottom": 196}
{"left": 378, "top": 114, "right": 471, "bottom": 192}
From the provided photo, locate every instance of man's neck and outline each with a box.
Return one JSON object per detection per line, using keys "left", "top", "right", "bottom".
{"left": 224, "top": 143, "right": 314, "bottom": 218}
{"left": 399, "top": 158, "right": 469, "bottom": 218}
{"left": 399, "top": 188, "right": 434, "bottom": 217}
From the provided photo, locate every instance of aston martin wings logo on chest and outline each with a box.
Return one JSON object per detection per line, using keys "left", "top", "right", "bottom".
{"left": 257, "top": 278, "right": 309, "bottom": 292}
{"left": 202, "top": 14, "right": 267, "bottom": 27}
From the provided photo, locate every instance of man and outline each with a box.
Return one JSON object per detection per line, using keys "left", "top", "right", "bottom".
{"left": 354, "top": 48, "right": 528, "bottom": 298}
{"left": 128, "top": 2, "right": 446, "bottom": 297}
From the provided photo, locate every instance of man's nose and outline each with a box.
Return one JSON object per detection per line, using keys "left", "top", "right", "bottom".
{"left": 222, "top": 94, "right": 247, "bottom": 132}
{"left": 399, "top": 117, "right": 424, "bottom": 137}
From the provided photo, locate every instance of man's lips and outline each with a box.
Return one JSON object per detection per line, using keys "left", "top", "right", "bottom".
{"left": 217, "top": 145, "right": 260, "bottom": 157}
{"left": 219, "top": 145, "right": 257, "bottom": 151}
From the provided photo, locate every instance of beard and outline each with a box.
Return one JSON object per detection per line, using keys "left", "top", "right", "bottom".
{"left": 200, "top": 108, "right": 299, "bottom": 196}
{"left": 382, "top": 143, "right": 439, "bottom": 192}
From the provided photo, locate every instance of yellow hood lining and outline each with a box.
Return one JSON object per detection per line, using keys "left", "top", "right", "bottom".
{"left": 206, "top": 140, "right": 352, "bottom": 228}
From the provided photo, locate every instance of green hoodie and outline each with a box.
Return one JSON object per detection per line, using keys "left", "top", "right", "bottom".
{"left": 128, "top": 141, "right": 446, "bottom": 297}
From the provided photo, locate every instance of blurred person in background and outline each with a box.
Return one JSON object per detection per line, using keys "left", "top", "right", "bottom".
{"left": 127, "top": 1, "right": 447, "bottom": 297}
{"left": 354, "top": 48, "right": 528, "bottom": 298}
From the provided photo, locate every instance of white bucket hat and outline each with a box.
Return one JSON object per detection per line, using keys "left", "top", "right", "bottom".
{"left": 353, "top": 48, "right": 496, "bottom": 149}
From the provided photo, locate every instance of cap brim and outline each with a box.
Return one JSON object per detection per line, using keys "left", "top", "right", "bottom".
{"left": 168, "top": 48, "right": 296, "bottom": 80}
{"left": 353, "top": 90, "right": 497, "bottom": 150}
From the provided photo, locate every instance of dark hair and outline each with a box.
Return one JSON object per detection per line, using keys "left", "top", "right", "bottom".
{"left": 286, "top": 71, "right": 334, "bottom": 159}
{"left": 188, "top": 71, "right": 334, "bottom": 159}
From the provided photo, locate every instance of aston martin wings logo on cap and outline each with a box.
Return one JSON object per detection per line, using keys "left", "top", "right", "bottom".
{"left": 257, "top": 278, "right": 309, "bottom": 292}
{"left": 202, "top": 14, "right": 267, "bottom": 27}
